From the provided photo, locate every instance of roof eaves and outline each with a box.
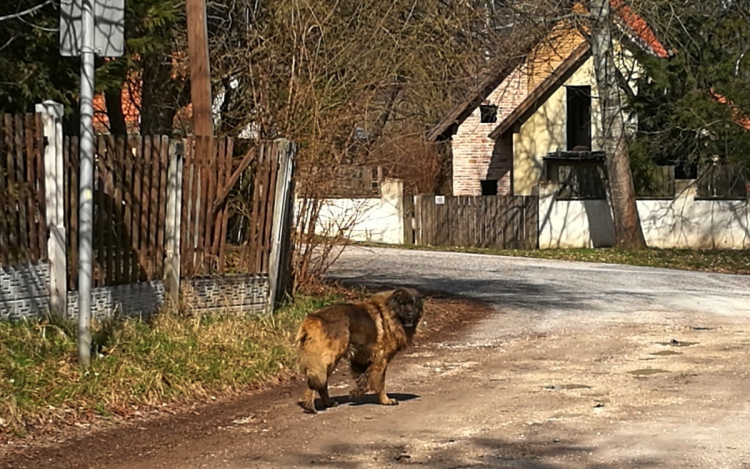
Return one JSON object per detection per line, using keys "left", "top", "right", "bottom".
{"left": 426, "top": 55, "right": 527, "bottom": 142}
{"left": 488, "top": 41, "right": 591, "bottom": 140}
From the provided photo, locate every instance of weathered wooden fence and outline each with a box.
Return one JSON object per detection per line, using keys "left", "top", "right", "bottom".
{"left": 63, "top": 135, "right": 172, "bottom": 289}
{"left": 635, "top": 165, "right": 676, "bottom": 199}
{"left": 0, "top": 114, "right": 47, "bottom": 266}
{"left": 180, "top": 138, "right": 290, "bottom": 277}
{"left": 697, "top": 164, "right": 748, "bottom": 199}
{"left": 3, "top": 105, "right": 296, "bottom": 318}
{"left": 414, "top": 195, "right": 538, "bottom": 249}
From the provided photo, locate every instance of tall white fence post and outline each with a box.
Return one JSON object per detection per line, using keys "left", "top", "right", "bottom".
{"left": 35, "top": 101, "right": 67, "bottom": 318}
{"left": 266, "top": 139, "right": 297, "bottom": 314}
{"left": 163, "top": 140, "right": 184, "bottom": 306}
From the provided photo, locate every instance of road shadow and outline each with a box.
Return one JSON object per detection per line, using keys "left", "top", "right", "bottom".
{"left": 257, "top": 435, "right": 660, "bottom": 469}
{"left": 328, "top": 273, "right": 595, "bottom": 314}
{"left": 310, "top": 392, "right": 420, "bottom": 411}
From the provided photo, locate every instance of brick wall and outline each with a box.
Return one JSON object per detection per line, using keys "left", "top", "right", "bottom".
{"left": 452, "top": 67, "right": 528, "bottom": 196}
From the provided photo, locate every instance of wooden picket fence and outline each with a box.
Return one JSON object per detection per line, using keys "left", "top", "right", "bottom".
{"left": 0, "top": 114, "right": 47, "bottom": 267}
{"left": 63, "top": 135, "right": 172, "bottom": 289}
{"left": 414, "top": 195, "right": 538, "bottom": 249}
{"left": 180, "top": 138, "right": 284, "bottom": 277}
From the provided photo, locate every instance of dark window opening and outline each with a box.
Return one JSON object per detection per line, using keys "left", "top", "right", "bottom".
{"left": 566, "top": 86, "right": 591, "bottom": 151}
{"left": 481, "top": 179, "right": 498, "bottom": 196}
{"left": 480, "top": 104, "right": 498, "bottom": 124}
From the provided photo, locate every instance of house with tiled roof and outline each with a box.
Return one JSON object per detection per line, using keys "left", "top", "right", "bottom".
{"left": 427, "top": 1, "right": 669, "bottom": 197}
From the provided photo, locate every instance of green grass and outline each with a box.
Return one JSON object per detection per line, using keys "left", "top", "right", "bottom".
{"left": 353, "top": 241, "right": 750, "bottom": 275}
{"left": 0, "top": 294, "right": 341, "bottom": 436}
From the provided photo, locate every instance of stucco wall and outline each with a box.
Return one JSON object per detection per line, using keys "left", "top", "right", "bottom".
{"left": 539, "top": 183, "right": 750, "bottom": 249}
{"left": 513, "top": 56, "right": 604, "bottom": 195}
{"left": 296, "top": 178, "right": 405, "bottom": 244}
{"left": 513, "top": 44, "right": 640, "bottom": 196}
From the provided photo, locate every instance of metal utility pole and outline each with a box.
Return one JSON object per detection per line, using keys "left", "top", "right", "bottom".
{"left": 61, "top": 0, "right": 124, "bottom": 367}
{"left": 186, "top": 0, "right": 213, "bottom": 136}
{"left": 77, "top": 0, "right": 96, "bottom": 367}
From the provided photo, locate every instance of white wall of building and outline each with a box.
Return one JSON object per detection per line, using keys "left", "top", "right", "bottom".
{"left": 295, "top": 178, "right": 405, "bottom": 245}
{"left": 538, "top": 182, "right": 750, "bottom": 249}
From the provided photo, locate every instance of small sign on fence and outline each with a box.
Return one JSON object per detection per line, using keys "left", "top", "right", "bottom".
{"left": 435, "top": 195, "right": 445, "bottom": 205}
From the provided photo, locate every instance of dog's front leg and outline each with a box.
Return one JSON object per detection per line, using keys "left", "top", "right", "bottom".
{"left": 367, "top": 360, "right": 397, "bottom": 406}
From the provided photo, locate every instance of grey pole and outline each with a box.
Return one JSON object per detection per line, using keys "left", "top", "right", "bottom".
{"left": 77, "top": 0, "right": 96, "bottom": 367}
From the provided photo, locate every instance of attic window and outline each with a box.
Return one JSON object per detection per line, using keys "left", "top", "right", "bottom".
{"left": 480, "top": 104, "right": 498, "bottom": 124}
{"left": 566, "top": 86, "right": 591, "bottom": 151}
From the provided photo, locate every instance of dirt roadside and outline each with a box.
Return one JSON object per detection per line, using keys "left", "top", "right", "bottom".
{"left": 0, "top": 292, "right": 492, "bottom": 469}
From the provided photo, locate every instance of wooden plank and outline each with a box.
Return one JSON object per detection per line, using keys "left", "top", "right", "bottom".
{"left": 253, "top": 142, "right": 271, "bottom": 273}
{"left": 509, "top": 197, "right": 522, "bottom": 249}
{"left": 246, "top": 143, "right": 264, "bottom": 272}
{"left": 196, "top": 136, "right": 211, "bottom": 274}
{"left": 94, "top": 136, "right": 107, "bottom": 287}
{"left": 217, "top": 138, "right": 234, "bottom": 274}
{"left": 24, "top": 114, "right": 39, "bottom": 261}
{"left": 148, "top": 135, "right": 161, "bottom": 279}
{"left": 113, "top": 135, "right": 126, "bottom": 283}
{"left": 0, "top": 117, "right": 8, "bottom": 265}
{"left": 209, "top": 138, "right": 225, "bottom": 266}
{"left": 180, "top": 136, "right": 195, "bottom": 274}
{"left": 139, "top": 136, "right": 153, "bottom": 280}
{"left": 486, "top": 197, "right": 496, "bottom": 248}
{"left": 260, "top": 141, "right": 280, "bottom": 273}
{"left": 204, "top": 137, "right": 218, "bottom": 273}
{"left": 34, "top": 113, "right": 47, "bottom": 260}
{"left": 130, "top": 136, "right": 144, "bottom": 281}
{"left": 122, "top": 137, "right": 135, "bottom": 283}
{"left": 186, "top": 137, "right": 202, "bottom": 275}
{"left": 496, "top": 196, "right": 507, "bottom": 248}
{"left": 212, "top": 146, "right": 255, "bottom": 213}
{"left": 155, "top": 136, "right": 169, "bottom": 280}
{"left": 14, "top": 115, "right": 29, "bottom": 260}
{"left": 105, "top": 135, "right": 118, "bottom": 285}
{"left": 5, "top": 114, "right": 18, "bottom": 263}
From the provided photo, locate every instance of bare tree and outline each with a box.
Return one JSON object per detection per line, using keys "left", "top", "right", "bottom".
{"left": 589, "top": 0, "right": 647, "bottom": 248}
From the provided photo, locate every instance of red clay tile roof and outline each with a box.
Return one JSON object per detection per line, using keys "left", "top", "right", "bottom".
{"left": 710, "top": 88, "right": 750, "bottom": 131}
{"left": 609, "top": 0, "right": 668, "bottom": 59}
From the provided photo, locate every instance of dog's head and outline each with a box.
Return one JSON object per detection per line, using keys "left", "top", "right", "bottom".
{"left": 387, "top": 287, "right": 424, "bottom": 331}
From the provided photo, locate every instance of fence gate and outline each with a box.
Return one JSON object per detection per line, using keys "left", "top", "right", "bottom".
{"left": 414, "top": 195, "right": 538, "bottom": 249}
{"left": 178, "top": 138, "right": 296, "bottom": 313}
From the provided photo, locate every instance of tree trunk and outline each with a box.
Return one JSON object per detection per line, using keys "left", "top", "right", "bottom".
{"left": 140, "top": 53, "right": 178, "bottom": 135}
{"left": 105, "top": 86, "right": 127, "bottom": 135}
{"left": 589, "top": 0, "right": 647, "bottom": 249}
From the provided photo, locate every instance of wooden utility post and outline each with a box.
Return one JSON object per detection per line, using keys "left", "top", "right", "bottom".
{"left": 186, "top": 0, "right": 213, "bottom": 136}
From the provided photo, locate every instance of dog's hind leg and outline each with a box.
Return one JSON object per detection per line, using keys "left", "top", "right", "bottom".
{"left": 348, "top": 360, "right": 369, "bottom": 399}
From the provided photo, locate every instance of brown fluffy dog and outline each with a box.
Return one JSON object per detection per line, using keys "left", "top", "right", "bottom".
{"left": 295, "top": 288, "right": 423, "bottom": 414}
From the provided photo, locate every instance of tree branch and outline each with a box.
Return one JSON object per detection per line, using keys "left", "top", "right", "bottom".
{"left": 0, "top": 0, "right": 53, "bottom": 22}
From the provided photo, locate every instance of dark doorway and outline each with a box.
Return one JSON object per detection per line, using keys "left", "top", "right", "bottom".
{"left": 481, "top": 179, "right": 498, "bottom": 196}
{"left": 566, "top": 86, "right": 591, "bottom": 151}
